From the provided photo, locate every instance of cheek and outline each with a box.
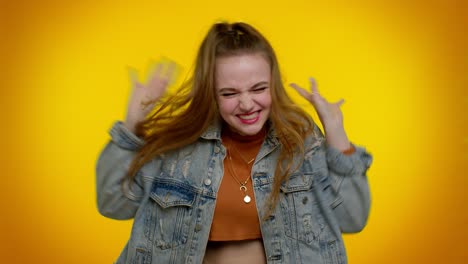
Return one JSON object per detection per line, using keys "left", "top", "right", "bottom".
{"left": 258, "top": 93, "right": 272, "bottom": 108}
{"left": 217, "top": 98, "right": 236, "bottom": 115}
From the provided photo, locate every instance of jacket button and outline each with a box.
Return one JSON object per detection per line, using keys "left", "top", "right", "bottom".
{"left": 214, "top": 146, "right": 220, "bottom": 153}
{"left": 204, "top": 178, "right": 212, "bottom": 186}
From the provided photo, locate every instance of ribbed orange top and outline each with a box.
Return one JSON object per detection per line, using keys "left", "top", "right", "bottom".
{"left": 208, "top": 127, "right": 266, "bottom": 241}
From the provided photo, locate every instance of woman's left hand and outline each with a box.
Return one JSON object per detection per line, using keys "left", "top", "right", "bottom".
{"left": 290, "top": 78, "right": 351, "bottom": 151}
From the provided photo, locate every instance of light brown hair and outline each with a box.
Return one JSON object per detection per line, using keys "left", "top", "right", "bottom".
{"left": 127, "top": 22, "right": 314, "bottom": 217}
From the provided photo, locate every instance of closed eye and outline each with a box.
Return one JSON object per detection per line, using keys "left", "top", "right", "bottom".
{"left": 220, "top": 92, "right": 237, "bottom": 97}
{"left": 252, "top": 87, "right": 268, "bottom": 93}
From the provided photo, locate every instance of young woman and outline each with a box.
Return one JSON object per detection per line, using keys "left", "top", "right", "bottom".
{"left": 96, "top": 22, "right": 372, "bottom": 264}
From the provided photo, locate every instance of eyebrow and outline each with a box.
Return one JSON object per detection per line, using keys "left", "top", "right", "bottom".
{"left": 218, "top": 81, "right": 269, "bottom": 93}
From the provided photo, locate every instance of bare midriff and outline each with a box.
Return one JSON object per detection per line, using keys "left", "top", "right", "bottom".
{"left": 203, "top": 239, "right": 267, "bottom": 264}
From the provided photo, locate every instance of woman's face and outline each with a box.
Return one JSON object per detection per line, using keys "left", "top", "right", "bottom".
{"left": 215, "top": 53, "right": 272, "bottom": 136}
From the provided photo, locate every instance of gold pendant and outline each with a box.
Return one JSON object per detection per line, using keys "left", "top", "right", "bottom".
{"left": 239, "top": 185, "right": 251, "bottom": 203}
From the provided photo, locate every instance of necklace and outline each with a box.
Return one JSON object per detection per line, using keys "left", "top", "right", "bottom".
{"left": 226, "top": 145, "right": 253, "bottom": 204}
{"left": 231, "top": 144, "right": 255, "bottom": 164}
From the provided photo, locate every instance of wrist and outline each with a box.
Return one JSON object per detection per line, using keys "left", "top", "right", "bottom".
{"left": 123, "top": 120, "right": 137, "bottom": 133}
{"left": 324, "top": 126, "right": 351, "bottom": 152}
{"left": 322, "top": 119, "right": 344, "bottom": 132}
{"left": 326, "top": 139, "right": 351, "bottom": 152}
{"left": 341, "top": 144, "right": 356, "bottom": 155}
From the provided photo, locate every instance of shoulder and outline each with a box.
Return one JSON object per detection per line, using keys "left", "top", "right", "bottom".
{"left": 304, "top": 123, "right": 325, "bottom": 150}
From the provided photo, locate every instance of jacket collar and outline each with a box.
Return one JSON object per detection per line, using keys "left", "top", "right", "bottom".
{"left": 200, "top": 119, "right": 222, "bottom": 140}
{"left": 200, "top": 118, "right": 279, "bottom": 147}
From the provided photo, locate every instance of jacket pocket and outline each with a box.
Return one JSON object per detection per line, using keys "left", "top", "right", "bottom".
{"left": 146, "top": 176, "right": 198, "bottom": 250}
{"left": 279, "top": 172, "right": 334, "bottom": 245}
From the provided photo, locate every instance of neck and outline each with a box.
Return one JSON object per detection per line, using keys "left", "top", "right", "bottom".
{"left": 222, "top": 123, "right": 267, "bottom": 143}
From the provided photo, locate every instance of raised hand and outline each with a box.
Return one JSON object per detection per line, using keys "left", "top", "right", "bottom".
{"left": 124, "top": 61, "right": 176, "bottom": 132}
{"left": 290, "top": 78, "right": 351, "bottom": 151}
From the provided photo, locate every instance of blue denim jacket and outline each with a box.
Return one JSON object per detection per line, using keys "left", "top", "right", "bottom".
{"left": 96, "top": 121, "right": 372, "bottom": 264}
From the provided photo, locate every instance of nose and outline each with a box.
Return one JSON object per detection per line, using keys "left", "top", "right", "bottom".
{"left": 238, "top": 93, "right": 254, "bottom": 111}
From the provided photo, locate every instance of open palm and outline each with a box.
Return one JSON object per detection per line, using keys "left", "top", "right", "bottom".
{"left": 290, "top": 78, "right": 344, "bottom": 129}
{"left": 125, "top": 61, "right": 176, "bottom": 132}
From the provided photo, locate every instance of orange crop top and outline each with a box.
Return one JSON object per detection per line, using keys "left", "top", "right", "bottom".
{"left": 208, "top": 127, "right": 266, "bottom": 241}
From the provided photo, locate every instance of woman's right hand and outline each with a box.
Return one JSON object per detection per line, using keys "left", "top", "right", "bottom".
{"left": 124, "top": 61, "right": 176, "bottom": 133}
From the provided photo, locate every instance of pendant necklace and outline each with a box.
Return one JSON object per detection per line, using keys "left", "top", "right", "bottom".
{"left": 226, "top": 144, "right": 254, "bottom": 204}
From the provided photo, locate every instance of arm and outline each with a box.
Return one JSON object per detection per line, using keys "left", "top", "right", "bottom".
{"left": 325, "top": 141, "right": 372, "bottom": 233}
{"left": 96, "top": 122, "right": 145, "bottom": 220}
{"left": 96, "top": 61, "right": 176, "bottom": 219}
{"left": 291, "top": 78, "right": 373, "bottom": 232}
{"left": 307, "top": 125, "right": 372, "bottom": 233}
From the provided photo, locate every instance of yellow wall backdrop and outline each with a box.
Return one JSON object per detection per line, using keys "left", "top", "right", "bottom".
{"left": 2, "top": 0, "right": 466, "bottom": 263}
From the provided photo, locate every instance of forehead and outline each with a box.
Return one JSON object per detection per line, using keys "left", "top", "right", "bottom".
{"left": 215, "top": 53, "right": 271, "bottom": 89}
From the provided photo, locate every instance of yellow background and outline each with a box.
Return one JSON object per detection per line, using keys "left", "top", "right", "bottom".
{"left": 2, "top": 0, "right": 466, "bottom": 263}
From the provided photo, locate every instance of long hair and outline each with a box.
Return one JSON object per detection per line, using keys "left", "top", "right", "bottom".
{"left": 126, "top": 22, "right": 314, "bottom": 216}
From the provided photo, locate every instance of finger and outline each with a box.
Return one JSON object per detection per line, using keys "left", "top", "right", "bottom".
{"left": 134, "top": 81, "right": 144, "bottom": 89}
{"left": 153, "top": 62, "right": 163, "bottom": 76}
{"left": 163, "top": 61, "right": 177, "bottom": 84}
{"left": 289, "top": 83, "right": 311, "bottom": 100}
{"left": 127, "top": 66, "right": 140, "bottom": 87}
{"left": 147, "top": 63, "right": 169, "bottom": 88}
{"left": 144, "top": 62, "right": 164, "bottom": 86}
{"left": 309, "top": 77, "right": 319, "bottom": 94}
{"left": 334, "top": 99, "right": 345, "bottom": 107}
{"left": 165, "top": 61, "right": 176, "bottom": 75}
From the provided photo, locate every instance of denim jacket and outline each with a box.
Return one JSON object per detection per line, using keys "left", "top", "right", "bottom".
{"left": 96, "top": 121, "right": 372, "bottom": 264}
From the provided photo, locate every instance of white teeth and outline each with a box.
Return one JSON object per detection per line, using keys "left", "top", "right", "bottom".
{"left": 239, "top": 112, "right": 258, "bottom": 120}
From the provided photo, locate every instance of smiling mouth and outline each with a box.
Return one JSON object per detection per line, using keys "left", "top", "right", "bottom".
{"left": 238, "top": 111, "right": 258, "bottom": 120}
{"left": 237, "top": 111, "right": 260, "bottom": 124}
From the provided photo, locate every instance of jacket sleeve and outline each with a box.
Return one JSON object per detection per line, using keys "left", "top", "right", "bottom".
{"left": 307, "top": 125, "right": 373, "bottom": 233}
{"left": 95, "top": 121, "right": 146, "bottom": 220}
{"left": 325, "top": 142, "right": 373, "bottom": 233}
